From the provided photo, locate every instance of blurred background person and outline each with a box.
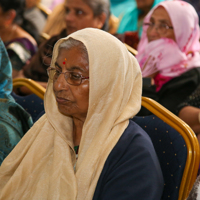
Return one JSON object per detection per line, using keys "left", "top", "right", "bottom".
{"left": 136, "top": 1, "right": 200, "bottom": 116}
{"left": 176, "top": 85, "right": 200, "bottom": 144}
{"left": 0, "top": 39, "right": 32, "bottom": 165}
{"left": 109, "top": 0, "right": 135, "bottom": 17}
{"left": 0, "top": 0, "right": 37, "bottom": 78}
{"left": 24, "top": 0, "right": 47, "bottom": 41}
{"left": 117, "top": 0, "right": 167, "bottom": 37}
{"left": 42, "top": 3, "right": 67, "bottom": 38}
{"left": 15, "top": 0, "right": 110, "bottom": 92}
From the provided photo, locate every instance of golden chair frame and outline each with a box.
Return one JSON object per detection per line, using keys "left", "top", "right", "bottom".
{"left": 124, "top": 43, "right": 138, "bottom": 56}
{"left": 142, "top": 97, "right": 200, "bottom": 200}
{"left": 36, "top": 3, "right": 52, "bottom": 16}
{"left": 13, "top": 78, "right": 46, "bottom": 100}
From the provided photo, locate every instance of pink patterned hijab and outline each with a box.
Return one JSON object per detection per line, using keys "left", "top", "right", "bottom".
{"left": 136, "top": 0, "right": 200, "bottom": 91}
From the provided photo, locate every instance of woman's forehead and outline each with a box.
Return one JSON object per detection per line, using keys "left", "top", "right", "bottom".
{"left": 56, "top": 47, "right": 89, "bottom": 72}
{"left": 151, "top": 6, "right": 170, "bottom": 21}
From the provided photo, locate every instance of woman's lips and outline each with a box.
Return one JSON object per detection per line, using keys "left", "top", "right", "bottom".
{"left": 56, "top": 97, "right": 70, "bottom": 104}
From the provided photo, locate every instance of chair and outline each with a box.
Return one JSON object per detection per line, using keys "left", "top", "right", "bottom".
{"left": 108, "top": 14, "right": 119, "bottom": 34}
{"left": 124, "top": 43, "right": 138, "bottom": 56}
{"left": 11, "top": 92, "right": 44, "bottom": 123}
{"left": 132, "top": 97, "right": 200, "bottom": 200}
{"left": 13, "top": 78, "right": 45, "bottom": 100}
{"left": 36, "top": 2, "right": 52, "bottom": 17}
{"left": 12, "top": 78, "right": 45, "bottom": 122}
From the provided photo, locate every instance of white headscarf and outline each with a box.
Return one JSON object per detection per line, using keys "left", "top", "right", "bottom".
{"left": 0, "top": 28, "right": 142, "bottom": 200}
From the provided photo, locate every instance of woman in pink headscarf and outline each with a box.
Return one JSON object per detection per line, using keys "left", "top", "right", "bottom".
{"left": 136, "top": 0, "right": 200, "bottom": 115}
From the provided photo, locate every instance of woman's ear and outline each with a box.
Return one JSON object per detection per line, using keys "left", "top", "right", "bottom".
{"left": 4, "top": 9, "right": 16, "bottom": 27}
{"left": 96, "top": 12, "right": 107, "bottom": 29}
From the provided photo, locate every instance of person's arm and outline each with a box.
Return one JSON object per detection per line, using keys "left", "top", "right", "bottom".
{"left": 178, "top": 106, "right": 200, "bottom": 141}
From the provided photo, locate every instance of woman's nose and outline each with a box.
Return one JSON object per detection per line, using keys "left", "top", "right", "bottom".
{"left": 54, "top": 73, "right": 70, "bottom": 91}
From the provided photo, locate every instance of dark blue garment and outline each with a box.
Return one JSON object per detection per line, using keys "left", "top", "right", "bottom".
{"left": 93, "top": 120, "right": 164, "bottom": 200}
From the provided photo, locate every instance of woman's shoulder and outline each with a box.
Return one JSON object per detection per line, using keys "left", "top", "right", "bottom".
{"left": 93, "top": 120, "right": 164, "bottom": 200}
{"left": 121, "top": 120, "right": 153, "bottom": 147}
{"left": 107, "top": 120, "right": 157, "bottom": 163}
{"left": 5, "top": 36, "right": 37, "bottom": 65}
{"left": 15, "top": 25, "right": 37, "bottom": 47}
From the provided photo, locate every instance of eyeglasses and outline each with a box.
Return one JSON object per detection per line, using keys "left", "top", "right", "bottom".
{"left": 47, "top": 67, "right": 89, "bottom": 86}
{"left": 143, "top": 22, "right": 173, "bottom": 35}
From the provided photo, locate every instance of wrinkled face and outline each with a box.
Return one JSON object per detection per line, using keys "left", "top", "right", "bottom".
{"left": 53, "top": 47, "right": 89, "bottom": 121}
{"left": 65, "top": 0, "right": 103, "bottom": 35}
{"left": 147, "top": 6, "right": 176, "bottom": 42}
{"left": 136, "top": 0, "right": 154, "bottom": 12}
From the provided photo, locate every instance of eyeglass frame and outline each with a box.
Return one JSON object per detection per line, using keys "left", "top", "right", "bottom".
{"left": 47, "top": 67, "right": 89, "bottom": 86}
{"left": 143, "top": 22, "right": 173, "bottom": 35}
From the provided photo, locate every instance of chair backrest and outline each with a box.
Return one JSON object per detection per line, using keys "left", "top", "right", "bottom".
{"left": 124, "top": 43, "right": 138, "bottom": 56}
{"left": 12, "top": 78, "right": 45, "bottom": 122}
{"left": 133, "top": 97, "right": 200, "bottom": 200}
{"left": 13, "top": 78, "right": 45, "bottom": 100}
{"left": 36, "top": 2, "right": 52, "bottom": 17}
{"left": 11, "top": 92, "right": 44, "bottom": 123}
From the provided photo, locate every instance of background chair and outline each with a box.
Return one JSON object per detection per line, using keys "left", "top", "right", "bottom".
{"left": 132, "top": 97, "right": 200, "bottom": 200}
{"left": 36, "top": 2, "right": 52, "bottom": 17}
{"left": 124, "top": 43, "right": 138, "bottom": 56}
{"left": 12, "top": 78, "right": 45, "bottom": 122}
{"left": 11, "top": 92, "right": 44, "bottom": 123}
{"left": 13, "top": 78, "right": 45, "bottom": 100}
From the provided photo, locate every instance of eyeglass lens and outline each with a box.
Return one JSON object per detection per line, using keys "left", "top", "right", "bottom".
{"left": 48, "top": 69, "right": 82, "bottom": 85}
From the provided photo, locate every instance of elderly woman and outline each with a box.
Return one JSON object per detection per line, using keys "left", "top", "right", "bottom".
{"left": 0, "top": 39, "right": 33, "bottom": 165}
{"left": 136, "top": 0, "right": 200, "bottom": 116}
{"left": 0, "top": 29, "right": 163, "bottom": 199}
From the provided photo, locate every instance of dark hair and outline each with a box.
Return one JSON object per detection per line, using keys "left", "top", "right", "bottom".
{"left": 83, "top": 0, "right": 110, "bottom": 31}
{"left": 0, "top": 0, "right": 26, "bottom": 25}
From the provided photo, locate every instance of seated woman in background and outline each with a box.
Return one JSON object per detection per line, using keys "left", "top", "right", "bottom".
{"left": 136, "top": 0, "right": 200, "bottom": 116}
{"left": 42, "top": 3, "right": 66, "bottom": 38}
{"left": 117, "top": 0, "right": 166, "bottom": 37}
{"left": 109, "top": 0, "right": 135, "bottom": 17}
{"left": 0, "top": 0, "right": 37, "bottom": 78}
{"left": 0, "top": 39, "right": 33, "bottom": 165}
{"left": 0, "top": 28, "right": 164, "bottom": 199}
{"left": 24, "top": 0, "right": 47, "bottom": 40}
{"left": 18, "top": 0, "right": 110, "bottom": 84}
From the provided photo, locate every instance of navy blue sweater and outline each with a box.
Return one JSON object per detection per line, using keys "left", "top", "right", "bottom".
{"left": 93, "top": 120, "right": 164, "bottom": 200}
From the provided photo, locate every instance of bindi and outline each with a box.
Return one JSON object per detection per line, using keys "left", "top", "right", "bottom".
{"left": 63, "top": 58, "right": 67, "bottom": 65}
